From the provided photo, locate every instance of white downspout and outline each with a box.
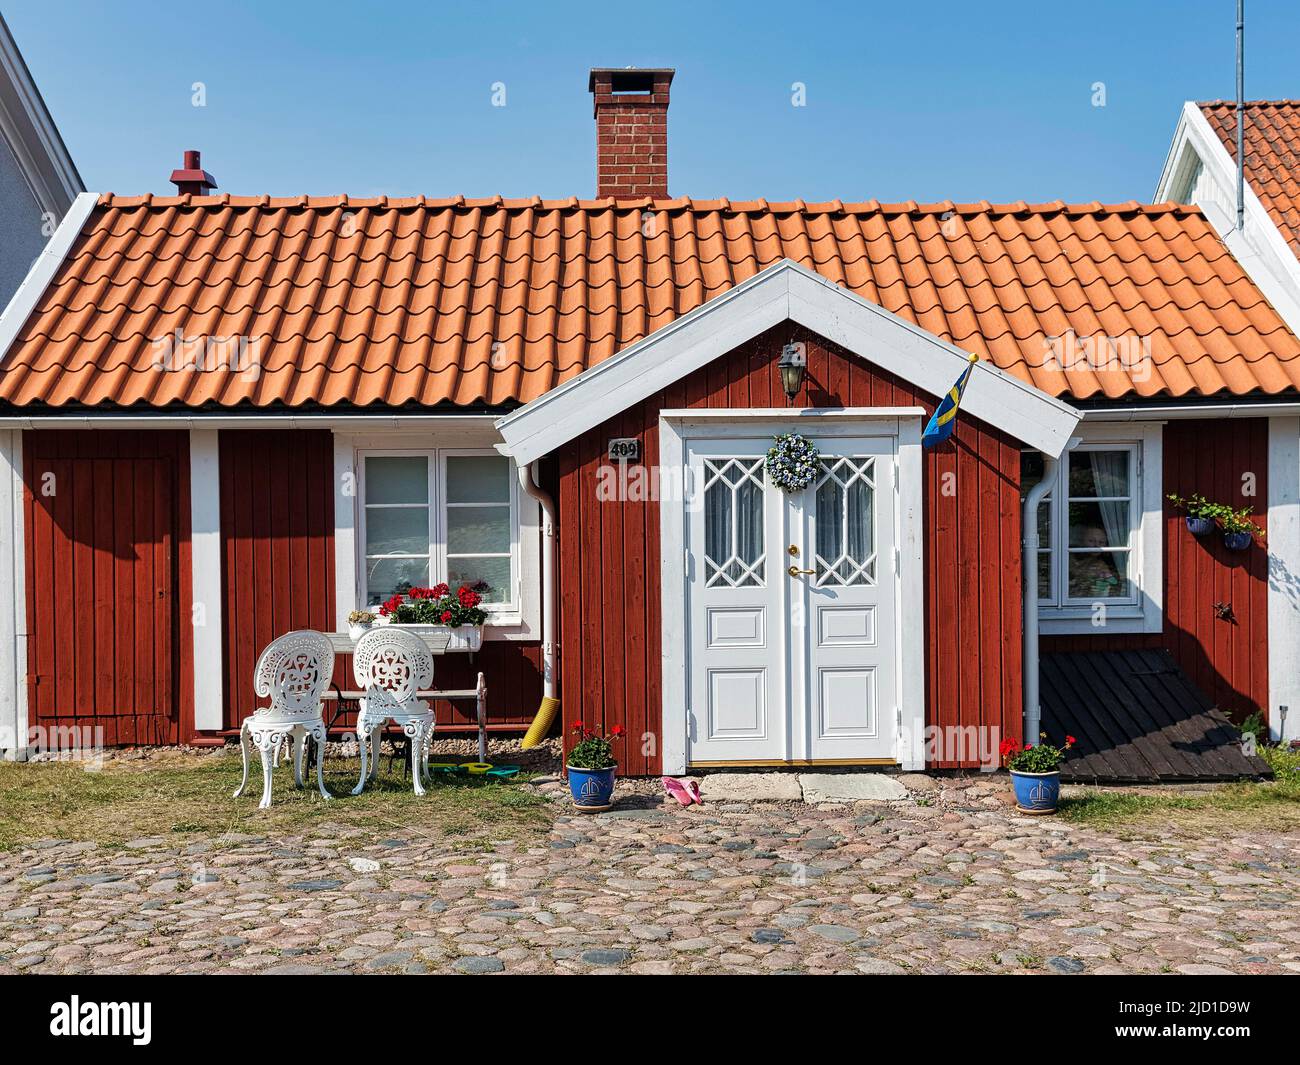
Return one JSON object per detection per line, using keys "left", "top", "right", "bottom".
{"left": 518, "top": 461, "right": 557, "bottom": 699}
{"left": 1022, "top": 456, "right": 1056, "bottom": 747}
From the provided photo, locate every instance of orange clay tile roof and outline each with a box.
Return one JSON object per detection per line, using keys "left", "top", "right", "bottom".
{"left": 2, "top": 193, "right": 1299, "bottom": 408}
{"left": 1201, "top": 100, "right": 1300, "bottom": 260}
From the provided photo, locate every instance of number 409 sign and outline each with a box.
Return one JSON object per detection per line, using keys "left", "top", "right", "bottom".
{"left": 607, "top": 437, "right": 640, "bottom": 462}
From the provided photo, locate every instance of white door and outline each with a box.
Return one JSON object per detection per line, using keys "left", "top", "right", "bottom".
{"left": 685, "top": 430, "right": 899, "bottom": 765}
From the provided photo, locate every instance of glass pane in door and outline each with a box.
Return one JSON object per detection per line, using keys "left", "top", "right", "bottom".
{"left": 702, "top": 457, "right": 766, "bottom": 587}
{"left": 813, "top": 456, "right": 876, "bottom": 586}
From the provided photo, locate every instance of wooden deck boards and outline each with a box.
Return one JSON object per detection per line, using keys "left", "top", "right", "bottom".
{"left": 1039, "top": 649, "right": 1273, "bottom": 784}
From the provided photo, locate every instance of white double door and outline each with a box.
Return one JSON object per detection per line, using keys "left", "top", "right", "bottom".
{"left": 685, "top": 430, "right": 899, "bottom": 765}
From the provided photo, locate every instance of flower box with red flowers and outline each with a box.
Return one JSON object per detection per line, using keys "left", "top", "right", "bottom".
{"left": 374, "top": 583, "right": 487, "bottom": 652}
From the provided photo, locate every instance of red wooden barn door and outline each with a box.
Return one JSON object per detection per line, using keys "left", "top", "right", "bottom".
{"left": 26, "top": 453, "right": 179, "bottom": 745}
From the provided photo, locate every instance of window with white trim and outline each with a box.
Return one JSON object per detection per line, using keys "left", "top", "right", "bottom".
{"left": 360, "top": 450, "right": 518, "bottom": 610}
{"left": 1021, "top": 424, "right": 1162, "bottom": 633}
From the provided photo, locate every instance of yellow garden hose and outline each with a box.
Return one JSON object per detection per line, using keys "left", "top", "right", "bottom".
{"left": 521, "top": 696, "right": 561, "bottom": 749}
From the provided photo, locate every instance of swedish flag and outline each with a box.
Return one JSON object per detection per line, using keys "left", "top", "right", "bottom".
{"left": 922, "top": 352, "right": 980, "bottom": 449}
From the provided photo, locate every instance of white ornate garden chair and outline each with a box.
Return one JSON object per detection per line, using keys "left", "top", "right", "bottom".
{"left": 352, "top": 626, "right": 436, "bottom": 796}
{"left": 234, "top": 630, "right": 335, "bottom": 809}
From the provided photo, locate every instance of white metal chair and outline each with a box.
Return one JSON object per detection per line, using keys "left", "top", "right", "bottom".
{"left": 234, "top": 630, "right": 335, "bottom": 809}
{"left": 352, "top": 626, "right": 436, "bottom": 796}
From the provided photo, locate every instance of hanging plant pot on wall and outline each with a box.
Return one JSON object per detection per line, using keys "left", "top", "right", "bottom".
{"left": 1223, "top": 531, "right": 1254, "bottom": 551}
{"left": 1169, "top": 493, "right": 1263, "bottom": 549}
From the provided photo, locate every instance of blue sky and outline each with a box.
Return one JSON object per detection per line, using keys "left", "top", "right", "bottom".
{"left": 6, "top": 0, "right": 1299, "bottom": 203}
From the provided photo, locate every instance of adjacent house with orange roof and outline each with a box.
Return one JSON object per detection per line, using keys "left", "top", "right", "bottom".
{"left": 0, "top": 69, "right": 1294, "bottom": 778}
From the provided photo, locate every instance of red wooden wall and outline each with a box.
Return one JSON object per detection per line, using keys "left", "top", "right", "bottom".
{"left": 219, "top": 429, "right": 337, "bottom": 730}
{"left": 218, "top": 429, "right": 543, "bottom": 733}
{"left": 556, "top": 323, "right": 1024, "bottom": 774}
{"left": 23, "top": 430, "right": 194, "bottom": 745}
{"left": 1043, "top": 418, "right": 1269, "bottom": 724}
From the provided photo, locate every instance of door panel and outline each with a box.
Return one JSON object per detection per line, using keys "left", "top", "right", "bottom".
{"left": 686, "top": 441, "right": 784, "bottom": 762}
{"left": 684, "top": 427, "right": 900, "bottom": 766}
{"left": 797, "top": 436, "right": 896, "bottom": 761}
{"left": 27, "top": 456, "right": 177, "bottom": 737}
{"left": 818, "top": 667, "right": 877, "bottom": 737}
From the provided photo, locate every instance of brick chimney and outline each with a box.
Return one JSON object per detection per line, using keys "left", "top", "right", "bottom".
{"left": 169, "top": 150, "right": 217, "bottom": 196}
{"left": 589, "top": 68, "right": 673, "bottom": 200}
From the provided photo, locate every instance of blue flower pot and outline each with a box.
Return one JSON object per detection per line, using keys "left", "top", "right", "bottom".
{"left": 1223, "top": 531, "right": 1253, "bottom": 551}
{"left": 1185, "top": 516, "right": 1215, "bottom": 536}
{"left": 567, "top": 764, "right": 617, "bottom": 810}
{"left": 1010, "top": 770, "right": 1061, "bottom": 814}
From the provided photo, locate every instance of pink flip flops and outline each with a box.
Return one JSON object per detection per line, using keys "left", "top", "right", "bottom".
{"left": 662, "top": 777, "right": 703, "bottom": 806}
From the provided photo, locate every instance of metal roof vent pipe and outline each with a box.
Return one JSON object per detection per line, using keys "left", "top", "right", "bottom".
{"left": 169, "top": 150, "right": 217, "bottom": 196}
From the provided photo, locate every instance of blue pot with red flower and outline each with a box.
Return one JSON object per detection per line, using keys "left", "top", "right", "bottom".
{"left": 1009, "top": 770, "right": 1061, "bottom": 813}
{"left": 567, "top": 764, "right": 617, "bottom": 810}
{"left": 1000, "top": 734, "right": 1075, "bottom": 815}
{"left": 567, "top": 723, "right": 623, "bottom": 812}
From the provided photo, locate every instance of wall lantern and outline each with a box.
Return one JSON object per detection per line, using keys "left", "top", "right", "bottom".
{"left": 778, "top": 343, "right": 807, "bottom": 400}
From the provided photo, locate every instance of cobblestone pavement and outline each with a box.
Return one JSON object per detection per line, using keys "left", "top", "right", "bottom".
{"left": 2, "top": 774, "right": 1297, "bottom": 975}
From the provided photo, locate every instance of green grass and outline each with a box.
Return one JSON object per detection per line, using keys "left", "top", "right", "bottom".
{"left": 0, "top": 749, "right": 552, "bottom": 851}
{"left": 1059, "top": 744, "right": 1300, "bottom": 831}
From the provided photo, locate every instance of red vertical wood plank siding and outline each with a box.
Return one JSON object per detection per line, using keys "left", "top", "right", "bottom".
{"left": 23, "top": 431, "right": 191, "bottom": 746}
{"left": 1041, "top": 419, "right": 1269, "bottom": 725}
{"left": 218, "top": 430, "right": 543, "bottom": 733}
{"left": 555, "top": 324, "right": 1023, "bottom": 772}
{"left": 219, "top": 430, "right": 337, "bottom": 730}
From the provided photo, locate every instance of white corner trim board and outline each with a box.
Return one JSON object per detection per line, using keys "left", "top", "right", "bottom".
{"left": 0, "top": 190, "right": 96, "bottom": 364}
{"left": 333, "top": 433, "right": 358, "bottom": 632}
{"left": 0, "top": 18, "right": 83, "bottom": 216}
{"left": 188, "top": 430, "right": 224, "bottom": 731}
{"left": 0, "top": 429, "right": 27, "bottom": 757}
{"left": 1268, "top": 417, "right": 1300, "bottom": 744}
{"left": 494, "top": 259, "right": 1081, "bottom": 465}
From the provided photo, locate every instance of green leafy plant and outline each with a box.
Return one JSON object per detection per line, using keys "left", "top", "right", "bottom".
{"left": 1217, "top": 505, "right": 1264, "bottom": 538}
{"left": 567, "top": 723, "right": 623, "bottom": 769}
{"left": 1000, "top": 733, "right": 1074, "bottom": 774}
{"left": 378, "top": 583, "right": 487, "bottom": 626}
{"left": 1239, "top": 710, "right": 1266, "bottom": 744}
{"left": 1166, "top": 492, "right": 1216, "bottom": 518}
{"left": 1167, "top": 493, "right": 1264, "bottom": 540}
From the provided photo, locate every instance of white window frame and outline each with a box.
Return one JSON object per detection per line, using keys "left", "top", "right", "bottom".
{"left": 333, "top": 427, "right": 540, "bottom": 639}
{"left": 1033, "top": 422, "right": 1163, "bottom": 636}
{"left": 359, "top": 447, "right": 520, "bottom": 613}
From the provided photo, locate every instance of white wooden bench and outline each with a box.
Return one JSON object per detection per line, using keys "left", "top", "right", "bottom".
{"left": 322, "top": 629, "right": 490, "bottom": 761}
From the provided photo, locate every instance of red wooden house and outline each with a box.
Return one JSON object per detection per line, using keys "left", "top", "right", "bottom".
{"left": 1, "top": 68, "right": 1298, "bottom": 775}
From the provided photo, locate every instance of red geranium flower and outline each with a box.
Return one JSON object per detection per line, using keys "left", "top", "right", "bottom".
{"left": 611, "top": 725, "right": 625, "bottom": 738}
{"left": 441, "top": 609, "right": 453, "bottom": 623}
{"left": 431, "top": 582, "right": 449, "bottom": 599}
{"left": 1065, "top": 735, "right": 1076, "bottom": 746}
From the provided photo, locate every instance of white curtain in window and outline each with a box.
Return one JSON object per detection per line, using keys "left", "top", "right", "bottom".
{"left": 1088, "top": 450, "right": 1128, "bottom": 547}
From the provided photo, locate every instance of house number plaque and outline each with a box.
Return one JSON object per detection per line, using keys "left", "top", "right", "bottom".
{"left": 607, "top": 438, "right": 641, "bottom": 462}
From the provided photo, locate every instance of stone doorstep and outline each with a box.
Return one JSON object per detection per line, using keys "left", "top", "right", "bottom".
{"left": 798, "top": 773, "right": 909, "bottom": 804}
{"left": 697, "top": 771, "right": 911, "bottom": 804}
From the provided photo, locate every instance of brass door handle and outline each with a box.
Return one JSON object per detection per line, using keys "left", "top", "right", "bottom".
{"left": 787, "top": 566, "right": 816, "bottom": 577}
